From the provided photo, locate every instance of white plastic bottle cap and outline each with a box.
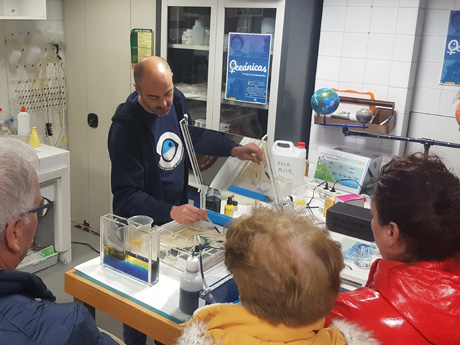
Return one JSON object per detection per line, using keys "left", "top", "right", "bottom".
{"left": 186, "top": 256, "right": 199, "bottom": 273}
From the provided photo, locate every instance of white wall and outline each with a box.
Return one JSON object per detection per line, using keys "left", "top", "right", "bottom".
{"left": 309, "top": 0, "right": 460, "bottom": 177}
{"left": 0, "top": 0, "right": 67, "bottom": 148}
{"left": 407, "top": 0, "right": 460, "bottom": 175}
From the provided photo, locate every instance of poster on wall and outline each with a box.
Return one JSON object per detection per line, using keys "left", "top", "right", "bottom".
{"left": 441, "top": 11, "right": 460, "bottom": 85}
{"left": 130, "top": 28, "right": 153, "bottom": 69}
{"left": 225, "top": 33, "right": 271, "bottom": 104}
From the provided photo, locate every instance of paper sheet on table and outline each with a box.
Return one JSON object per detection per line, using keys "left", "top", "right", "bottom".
{"left": 74, "top": 257, "right": 229, "bottom": 323}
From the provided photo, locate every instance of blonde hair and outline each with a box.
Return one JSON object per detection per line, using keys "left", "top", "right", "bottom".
{"left": 225, "top": 206, "right": 343, "bottom": 327}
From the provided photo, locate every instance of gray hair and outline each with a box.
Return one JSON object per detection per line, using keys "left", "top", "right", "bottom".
{"left": 0, "top": 138, "right": 39, "bottom": 235}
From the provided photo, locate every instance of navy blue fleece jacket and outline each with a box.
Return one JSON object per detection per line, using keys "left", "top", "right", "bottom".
{"left": 0, "top": 270, "right": 117, "bottom": 345}
{"left": 108, "top": 88, "right": 237, "bottom": 224}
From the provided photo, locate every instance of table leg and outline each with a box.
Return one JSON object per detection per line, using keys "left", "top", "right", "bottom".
{"left": 74, "top": 297, "right": 96, "bottom": 320}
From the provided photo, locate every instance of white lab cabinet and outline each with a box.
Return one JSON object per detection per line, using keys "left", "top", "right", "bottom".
{"left": 160, "top": 0, "right": 285, "bottom": 142}
{"left": 0, "top": 0, "right": 46, "bottom": 19}
{"left": 18, "top": 144, "right": 71, "bottom": 273}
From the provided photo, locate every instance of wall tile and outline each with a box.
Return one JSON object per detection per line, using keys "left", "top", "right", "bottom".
{"left": 390, "top": 61, "right": 412, "bottom": 87}
{"left": 367, "top": 33, "right": 395, "bottom": 60}
{"left": 318, "top": 31, "right": 344, "bottom": 57}
{"left": 337, "top": 81, "right": 364, "bottom": 91}
{"left": 373, "top": 0, "right": 399, "bottom": 7}
{"left": 370, "top": 7, "right": 399, "bottom": 34}
{"left": 321, "top": 7, "right": 347, "bottom": 32}
{"left": 342, "top": 32, "right": 369, "bottom": 58}
{"left": 339, "top": 58, "right": 366, "bottom": 83}
{"left": 399, "top": 0, "right": 422, "bottom": 7}
{"left": 426, "top": 0, "right": 455, "bottom": 10}
{"left": 364, "top": 59, "right": 392, "bottom": 85}
{"left": 397, "top": 7, "right": 419, "bottom": 34}
{"left": 412, "top": 87, "right": 442, "bottom": 113}
{"left": 331, "top": 129, "right": 358, "bottom": 148}
{"left": 416, "top": 61, "right": 443, "bottom": 87}
{"left": 361, "top": 84, "right": 389, "bottom": 100}
{"left": 345, "top": 7, "right": 372, "bottom": 33}
{"left": 323, "top": 0, "right": 347, "bottom": 6}
{"left": 309, "top": 124, "right": 334, "bottom": 149}
{"left": 315, "top": 79, "right": 340, "bottom": 90}
{"left": 392, "top": 34, "right": 416, "bottom": 61}
{"left": 407, "top": 112, "right": 460, "bottom": 176}
{"left": 423, "top": 9, "right": 450, "bottom": 36}
{"left": 388, "top": 87, "right": 410, "bottom": 114}
{"left": 316, "top": 56, "right": 341, "bottom": 81}
{"left": 438, "top": 88, "right": 459, "bottom": 116}
{"left": 418, "top": 35, "right": 446, "bottom": 62}
{"left": 348, "top": 0, "right": 372, "bottom": 6}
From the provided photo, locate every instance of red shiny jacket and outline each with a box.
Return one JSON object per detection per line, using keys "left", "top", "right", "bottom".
{"left": 326, "top": 257, "right": 460, "bottom": 344}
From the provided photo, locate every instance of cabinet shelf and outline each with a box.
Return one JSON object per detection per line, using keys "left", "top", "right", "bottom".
{"left": 183, "top": 93, "right": 207, "bottom": 101}
{"left": 168, "top": 43, "right": 210, "bottom": 51}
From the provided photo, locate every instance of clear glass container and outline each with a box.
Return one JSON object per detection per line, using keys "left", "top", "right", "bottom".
{"left": 100, "top": 214, "right": 160, "bottom": 285}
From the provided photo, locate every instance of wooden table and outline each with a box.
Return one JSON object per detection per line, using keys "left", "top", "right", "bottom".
{"left": 65, "top": 269, "right": 183, "bottom": 345}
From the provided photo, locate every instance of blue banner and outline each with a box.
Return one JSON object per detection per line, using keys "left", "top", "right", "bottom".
{"left": 225, "top": 33, "right": 271, "bottom": 104}
{"left": 441, "top": 10, "right": 460, "bottom": 85}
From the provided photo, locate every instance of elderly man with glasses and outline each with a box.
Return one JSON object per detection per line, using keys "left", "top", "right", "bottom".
{"left": 0, "top": 138, "right": 119, "bottom": 345}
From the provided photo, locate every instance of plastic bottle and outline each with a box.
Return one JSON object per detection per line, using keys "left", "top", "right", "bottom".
{"left": 29, "top": 127, "right": 40, "bottom": 148}
{"left": 17, "top": 106, "right": 31, "bottom": 136}
{"left": 205, "top": 188, "right": 221, "bottom": 213}
{"left": 179, "top": 256, "right": 203, "bottom": 315}
{"left": 5, "top": 117, "right": 16, "bottom": 135}
{"left": 271, "top": 140, "right": 306, "bottom": 190}
{"left": 192, "top": 20, "right": 204, "bottom": 45}
{"left": 224, "top": 197, "right": 234, "bottom": 217}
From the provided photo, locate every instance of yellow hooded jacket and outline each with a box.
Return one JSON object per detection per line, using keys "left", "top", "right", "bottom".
{"left": 177, "top": 304, "right": 347, "bottom": 345}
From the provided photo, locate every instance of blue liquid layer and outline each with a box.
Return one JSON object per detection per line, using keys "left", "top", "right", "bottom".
{"left": 103, "top": 246, "right": 158, "bottom": 283}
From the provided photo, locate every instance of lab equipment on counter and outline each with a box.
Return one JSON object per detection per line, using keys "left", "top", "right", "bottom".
{"left": 271, "top": 140, "right": 306, "bottom": 190}
{"left": 100, "top": 214, "right": 159, "bottom": 286}
{"left": 17, "top": 106, "right": 30, "bottom": 136}
{"left": 179, "top": 256, "right": 203, "bottom": 315}
{"left": 29, "top": 127, "right": 40, "bottom": 148}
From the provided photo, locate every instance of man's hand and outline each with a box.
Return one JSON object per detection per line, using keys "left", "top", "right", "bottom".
{"left": 170, "top": 204, "right": 208, "bottom": 225}
{"left": 231, "top": 143, "right": 263, "bottom": 164}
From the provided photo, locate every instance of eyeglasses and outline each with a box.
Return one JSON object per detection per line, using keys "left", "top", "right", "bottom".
{"left": 28, "top": 197, "right": 53, "bottom": 217}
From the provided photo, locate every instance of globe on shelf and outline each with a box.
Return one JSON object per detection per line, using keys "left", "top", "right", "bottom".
{"left": 311, "top": 88, "right": 340, "bottom": 115}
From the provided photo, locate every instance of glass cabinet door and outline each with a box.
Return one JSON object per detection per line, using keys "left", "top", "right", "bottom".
{"left": 213, "top": 5, "right": 280, "bottom": 139}
{"left": 161, "top": 2, "right": 216, "bottom": 129}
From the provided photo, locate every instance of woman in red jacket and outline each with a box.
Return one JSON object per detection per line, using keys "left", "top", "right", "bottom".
{"left": 327, "top": 153, "right": 460, "bottom": 345}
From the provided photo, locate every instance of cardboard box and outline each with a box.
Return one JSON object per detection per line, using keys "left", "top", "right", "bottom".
{"left": 314, "top": 96, "right": 396, "bottom": 135}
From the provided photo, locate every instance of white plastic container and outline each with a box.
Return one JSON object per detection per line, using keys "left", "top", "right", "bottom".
{"left": 271, "top": 140, "right": 306, "bottom": 190}
{"left": 179, "top": 256, "right": 203, "bottom": 315}
{"left": 17, "top": 106, "right": 31, "bottom": 136}
{"left": 191, "top": 20, "right": 204, "bottom": 45}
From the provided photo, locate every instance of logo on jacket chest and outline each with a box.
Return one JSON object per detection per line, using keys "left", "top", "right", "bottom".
{"left": 156, "top": 132, "right": 184, "bottom": 170}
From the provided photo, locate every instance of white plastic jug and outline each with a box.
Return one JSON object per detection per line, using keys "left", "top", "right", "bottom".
{"left": 271, "top": 140, "right": 306, "bottom": 190}
{"left": 17, "top": 106, "right": 30, "bottom": 136}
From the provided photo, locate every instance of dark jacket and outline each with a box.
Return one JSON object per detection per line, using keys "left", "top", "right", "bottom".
{"left": 108, "top": 88, "right": 237, "bottom": 224}
{"left": 0, "top": 269, "right": 117, "bottom": 345}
